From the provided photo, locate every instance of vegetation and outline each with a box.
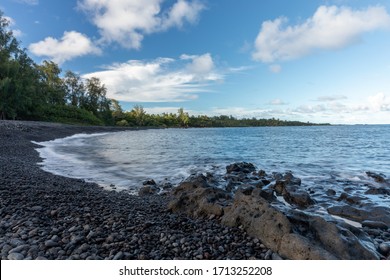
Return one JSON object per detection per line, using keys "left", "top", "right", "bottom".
{"left": 0, "top": 11, "right": 329, "bottom": 127}
{"left": 111, "top": 105, "right": 328, "bottom": 128}
{"left": 0, "top": 11, "right": 113, "bottom": 125}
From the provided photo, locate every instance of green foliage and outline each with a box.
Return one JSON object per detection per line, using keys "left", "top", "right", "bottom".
{"left": 0, "top": 10, "right": 115, "bottom": 125}
{"left": 39, "top": 105, "right": 104, "bottom": 125}
{"left": 116, "top": 119, "right": 129, "bottom": 126}
{"left": 121, "top": 106, "right": 329, "bottom": 128}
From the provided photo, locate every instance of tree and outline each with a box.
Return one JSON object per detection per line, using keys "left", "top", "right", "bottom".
{"left": 0, "top": 12, "right": 41, "bottom": 120}
{"left": 64, "top": 71, "right": 85, "bottom": 107}
{"left": 131, "top": 105, "right": 146, "bottom": 126}
{"left": 38, "top": 60, "right": 65, "bottom": 105}
{"left": 177, "top": 107, "right": 189, "bottom": 128}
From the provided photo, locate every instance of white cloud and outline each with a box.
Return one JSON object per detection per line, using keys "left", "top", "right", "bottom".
{"left": 269, "top": 64, "right": 282, "bottom": 73}
{"left": 77, "top": 0, "right": 205, "bottom": 49}
{"left": 253, "top": 5, "right": 390, "bottom": 63}
{"left": 14, "top": 0, "right": 39, "bottom": 5}
{"left": 316, "top": 95, "right": 348, "bottom": 102}
{"left": 367, "top": 92, "right": 390, "bottom": 112}
{"left": 3, "top": 16, "right": 23, "bottom": 37}
{"left": 269, "top": 98, "right": 287, "bottom": 105}
{"left": 28, "top": 31, "right": 101, "bottom": 64}
{"left": 181, "top": 53, "right": 216, "bottom": 78}
{"left": 82, "top": 54, "right": 222, "bottom": 102}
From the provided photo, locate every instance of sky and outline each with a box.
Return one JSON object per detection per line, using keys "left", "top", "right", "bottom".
{"left": 2, "top": 0, "right": 390, "bottom": 124}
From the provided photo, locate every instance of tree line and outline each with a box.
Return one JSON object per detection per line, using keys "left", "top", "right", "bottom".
{"left": 1, "top": 11, "right": 328, "bottom": 127}
{"left": 0, "top": 12, "right": 113, "bottom": 125}
{"left": 113, "top": 106, "right": 327, "bottom": 128}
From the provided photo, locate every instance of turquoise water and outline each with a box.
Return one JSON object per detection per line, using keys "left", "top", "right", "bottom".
{"left": 35, "top": 125, "right": 390, "bottom": 196}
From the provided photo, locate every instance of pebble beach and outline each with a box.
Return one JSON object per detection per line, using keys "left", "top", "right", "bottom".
{"left": 0, "top": 121, "right": 276, "bottom": 260}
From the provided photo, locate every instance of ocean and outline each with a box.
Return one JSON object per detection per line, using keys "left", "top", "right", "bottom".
{"left": 34, "top": 125, "right": 390, "bottom": 207}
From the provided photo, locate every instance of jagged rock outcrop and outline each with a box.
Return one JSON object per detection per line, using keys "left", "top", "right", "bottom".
{"left": 168, "top": 174, "right": 232, "bottom": 218}
{"left": 169, "top": 166, "right": 382, "bottom": 260}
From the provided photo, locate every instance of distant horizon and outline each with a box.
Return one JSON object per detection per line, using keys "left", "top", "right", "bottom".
{"left": 2, "top": 0, "right": 390, "bottom": 124}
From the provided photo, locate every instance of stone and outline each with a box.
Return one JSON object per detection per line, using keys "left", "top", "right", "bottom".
{"left": 362, "top": 220, "right": 389, "bottom": 230}
{"left": 138, "top": 185, "right": 159, "bottom": 196}
{"left": 168, "top": 174, "right": 231, "bottom": 218}
{"left": 366, "top": 172, "right": 386, "bottom": 183}
{"left": 226, "top": 162, "right": 256, "bottom": 174}
{"left": 44, "top": 240, "right": 58, "bottom": 248}
{"left": 328, "top": 205, "right": 390, "bottom": 227}
{"left": 143, "top": 179, "right": 157, "bottom": 186}
{"left": 378, "top": 242, "right": 390, "bottom": 256}
{"left": 8, "top": 252, "right": 24, "bottom": 260}
{"left": 221, "top": 189, "right": 380, "bottom": 260}
{"left": 30, "top": 206, "right": 43, "bottom": 211}
{"left": 9, "top": 244, "right": 29, "bottom": 254}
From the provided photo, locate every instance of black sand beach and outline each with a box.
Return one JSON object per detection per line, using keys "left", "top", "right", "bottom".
{"left": 0, "top": 121, "right": 273, "bottom": 260}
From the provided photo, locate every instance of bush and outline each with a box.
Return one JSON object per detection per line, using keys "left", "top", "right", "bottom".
{"left": 39, "top": 105, "right": 104, "bottom": 125}
{"left": 116, "top": 119, "right": 129, "bottom": 126}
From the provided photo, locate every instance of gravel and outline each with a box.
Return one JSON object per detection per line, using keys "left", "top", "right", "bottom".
{"left": 0, "top": 120, "right": 274, "bottom": 260}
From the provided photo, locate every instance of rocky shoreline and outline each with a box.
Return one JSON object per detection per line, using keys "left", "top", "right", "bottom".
{"left": 0, "top": 121, "right": 278, "bottom": 260}
{"left": 1, "top": 121, "right": 389, "bottom": 260}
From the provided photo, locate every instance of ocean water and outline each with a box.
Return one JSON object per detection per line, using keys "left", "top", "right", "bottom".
{"left": 34, "top": 125, "right": 390, "bottom": 198}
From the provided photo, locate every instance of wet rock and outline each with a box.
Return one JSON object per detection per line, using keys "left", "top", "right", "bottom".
{"left": 274, "top": 180, "right": 314, "bottom": 208}
{"left": 283, "top": 172, "right": 301, "bottom": 186}
{"left": 366, "top": 172, "right": 386, "bottom": 183}
{"left": 138, "top": 185, "right": 159, "bottom": 196}
{"left": 143, "top": 179, "right": 157, "bottom": 186}
{"left": 365, "top": 187, "right": 390, "bottom": 195}
{"left": 168, "top": 174, "right": 231, "bottom": 218}
{"left": 378, "top": 242, "right": 390, "bottom": 256}
{"left": 282, "top": 185, "right": 315, "bottom": 208}
{"left": 328, "top": 205, "right": 390, "bottom": 227}
{"left": 362, "top": 220, "right": 389, "bottom": 230}
{"left": 326, "top": 189, "right": 336, "bottom": 196}
{"left": 226, "top": 162, "right": 256, "bottom": 174}
{"left": 221, "top": 188, "right": 379, "bottom": 260}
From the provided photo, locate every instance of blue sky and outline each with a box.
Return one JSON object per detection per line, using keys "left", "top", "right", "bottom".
{"left": 2, "top": 0, "right": 390, "bottom": 124}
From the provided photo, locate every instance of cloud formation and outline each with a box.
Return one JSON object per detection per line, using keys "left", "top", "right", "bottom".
{"left": 77, "top": 0, "right": 205, "bottom": 49}
{"left": 28, "top": 31, "right": 101, "bottom": 64}
{"left": 3, "top": 16, "right": 23, "bottom": 37}
{"left": 14, "top": 0, "right": 38, "bottom": 5}
{"left": 253, "top": 5, "right": 390, "bottom": 63}
{"left": 82, "top": 54, "right": 222, "bottom": 102}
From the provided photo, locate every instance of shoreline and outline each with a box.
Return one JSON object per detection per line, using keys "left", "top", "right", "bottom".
{"left": 0, "top": 120, "right": 275, "bottom": 260}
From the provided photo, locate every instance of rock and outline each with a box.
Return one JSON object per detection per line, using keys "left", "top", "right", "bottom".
{"left": 168, "top": 174, "right": 231, "bottom": 218}
{"left": 226, "top": 162, "right": 256, "bottom": 174}
{"left": 282, "top": 185, "right": 315, "bottom": 208}
{"left": 113, "top": 251, "right": 124, "bottom": 260}
{"left": 30, "top": 206, "right": 43, "bottom": 211}
{"left": 9, "top": 244, "right": 29, "bottom": 254}
{"left": 8, "top": 252, "right": 24, "bottom": 260}
{"left": 274, "top": 180, "right": 314, "bottom": 208}
{"left": 143, "top": 179, "right": 157, "bottom": 186}
{"left": 366, "top": 172, "right": 386, "bottom": 183}
{"left": 283, "top": 172, "right": 301, "bottom": 186}
{"left": 221, "top": 188, "right": 380, "bottom": 260}
{"left": 362, "top": 220, "right": 389, "bottom": 230}
{"left": 138, "top": 185, "right": 159, "bottom": 196}
{"left": 44, "top": 240, "right": 58, "bottom": 248}
{"left": 272, "top": 252, "right": 283, "bottom": 260}
{"left": 328, "top": 205, "right": 390, "bottom": 227}
{"left": 365, "top": 188, "right": 390, "bottom": 195}
{"left": 326, "top": 189, "right": 336, "bottom": 196}
{"left": 378, "top": 242, "right": 390, "bottom": 256}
